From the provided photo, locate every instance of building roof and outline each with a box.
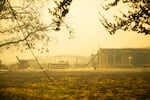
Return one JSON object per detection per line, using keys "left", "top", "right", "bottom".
{"left": 99, "top": 48, "right": 150, "bottom": 52}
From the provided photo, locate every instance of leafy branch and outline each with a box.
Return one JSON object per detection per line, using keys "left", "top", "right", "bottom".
{"left": 99, "top": 0, "right": 150, "bottom": 35}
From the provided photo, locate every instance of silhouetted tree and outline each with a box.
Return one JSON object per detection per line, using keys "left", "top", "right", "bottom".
{"left": 0, "top": 0, "right": 73, "bottom": 52}
{"left": 99, "top": 0, "right": 150, "bottom": 35}
{"left": 49, "top": 0, "right": 73, "bottom": 31}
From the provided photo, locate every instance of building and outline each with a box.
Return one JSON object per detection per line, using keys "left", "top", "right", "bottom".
{"left": 16, "top": 56, "right": 39, "bottom": 69}
{"left": 96, "top": 48, "right": 150, "bottom": 68}
{"left": 48, "top": 61, "right": 69, "bottom": 69}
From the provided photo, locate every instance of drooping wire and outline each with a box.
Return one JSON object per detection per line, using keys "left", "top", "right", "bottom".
{"left": 6, "top": 0, "right": 65, "bottom": 94}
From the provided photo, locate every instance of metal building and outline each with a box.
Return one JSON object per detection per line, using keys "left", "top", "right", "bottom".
{"left": 89, "top": 48, "right": 150, "bottom": 68}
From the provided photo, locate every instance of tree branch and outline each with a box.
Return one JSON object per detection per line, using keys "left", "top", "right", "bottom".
{"left": 0, "top": 24, "right": 52, "bottom": 48}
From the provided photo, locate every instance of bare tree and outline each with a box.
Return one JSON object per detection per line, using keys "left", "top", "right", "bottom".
{"left": 99, "top": 0, "right": 150, "bottom": 35}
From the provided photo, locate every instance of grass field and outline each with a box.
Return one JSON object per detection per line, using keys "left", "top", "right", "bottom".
{"left": 0, "top": 68, "right": 150, "bottom": 100}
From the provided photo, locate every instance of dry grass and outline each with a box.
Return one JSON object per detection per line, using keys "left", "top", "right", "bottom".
{"left": 0, "top": 68, "right": 150, "bottom": 100}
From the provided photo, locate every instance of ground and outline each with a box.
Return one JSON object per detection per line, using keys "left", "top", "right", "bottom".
{"left": 0, "top": 68, "right": 150, "bottom": 100}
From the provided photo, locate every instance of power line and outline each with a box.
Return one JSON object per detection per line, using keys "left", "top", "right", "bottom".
{"left": 7, "top": 0, "right": 65, "bottom": 94}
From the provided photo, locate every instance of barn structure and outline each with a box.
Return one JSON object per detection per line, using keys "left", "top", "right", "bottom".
{"left": 89, "top": 48, "right": 150, "bottom": 68}
{"left": 16, "top": 56, "right": 39, "bottom": 69}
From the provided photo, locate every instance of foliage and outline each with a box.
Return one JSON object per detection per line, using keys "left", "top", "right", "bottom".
{"left": 0, "top": 0, "right": 73, "bottom": 52}
{"left": 99, "top": 0, "right": 150, "bottom": 35}
{"left": 49, "top": 0, "right": 73, "bottom": 32}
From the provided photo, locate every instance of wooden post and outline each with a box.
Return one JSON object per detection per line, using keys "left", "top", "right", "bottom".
{"left": 113, "top": 53, "right": 116, "bottom": 65}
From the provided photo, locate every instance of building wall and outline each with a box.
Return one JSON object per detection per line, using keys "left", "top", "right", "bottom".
{"left": 98, "top": 48, "right": 150, "bottom": 68}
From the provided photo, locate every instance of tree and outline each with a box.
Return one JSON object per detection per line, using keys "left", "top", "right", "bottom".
{"left": 99, "top": 0, "right": 150, "bottom": 35}
{"left": 0, "top": 0, "right": 73, "bottom": 52}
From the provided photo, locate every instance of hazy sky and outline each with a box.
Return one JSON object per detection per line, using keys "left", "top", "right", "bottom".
{"left": 49, "top": 0, "right": 150, "bottom": 55}
{"left": 0, "top": 0, "right": 150, "bottom": 63}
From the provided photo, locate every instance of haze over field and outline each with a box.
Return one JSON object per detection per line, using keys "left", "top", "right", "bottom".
{"left": 0, "top": 1, "right": 150, "bottom": 100}
{"left": 0, "top": 0, "right": 150, "bottom": 64}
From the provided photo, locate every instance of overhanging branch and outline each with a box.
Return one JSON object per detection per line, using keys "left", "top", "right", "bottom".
{"left": 0, "top": 24, "right": 52, "bottom": 48}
